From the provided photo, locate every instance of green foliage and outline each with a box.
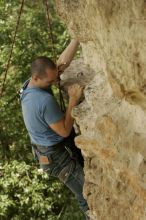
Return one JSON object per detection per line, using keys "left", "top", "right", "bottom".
{"left": 0, "top": 161, "right": 83, "bottom": 220}
{"left": 0, "top": 0, "right": 70, "bottom": 161}
{"left": 0, "top": 1, "right": 83, "bottom": 219}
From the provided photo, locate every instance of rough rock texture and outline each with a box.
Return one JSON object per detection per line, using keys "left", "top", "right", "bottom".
{"left": 55, "top": 1, "right": 146, "bottom": 219}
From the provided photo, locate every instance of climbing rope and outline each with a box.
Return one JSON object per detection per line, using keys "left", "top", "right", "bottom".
{"left": 1, "top": 0, "right": 66, "bottom": 113}
{"left": 43, "top": 0, "right": 57, "bottom": 63}
{"left": 43, "top": 0, "right": 66, "bottom": 112}
{"left": 0, "top": 0, "right": 25, "bottom": 97}
{"left": 58, "top": 81, "right": 66, "bottom": 112}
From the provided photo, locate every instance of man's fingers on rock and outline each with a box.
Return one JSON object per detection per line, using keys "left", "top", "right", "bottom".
{"left": 68, "top": 84, "right": 83, "bottom": 93}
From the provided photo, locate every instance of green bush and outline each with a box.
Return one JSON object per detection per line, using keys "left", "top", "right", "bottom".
{"left": 0, "top": 161, "right": 84, "bottom": 220}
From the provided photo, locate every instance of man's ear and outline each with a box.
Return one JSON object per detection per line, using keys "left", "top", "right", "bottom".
{"left": 33, "top": 73, "right": 39, "bottom": 81}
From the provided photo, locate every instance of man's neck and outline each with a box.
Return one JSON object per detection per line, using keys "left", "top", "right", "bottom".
{"left": 28, "top": 78, "right": 52, "bottom": 92}
{"left": 28, "top": 78, "right": 39, "bottom": 88}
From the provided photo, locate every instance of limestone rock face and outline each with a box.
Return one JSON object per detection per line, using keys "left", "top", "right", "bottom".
{"left": 55, "top": 1, "right": 146, "bottom": 219}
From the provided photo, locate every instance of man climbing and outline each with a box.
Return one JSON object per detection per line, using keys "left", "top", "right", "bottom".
{"left": 20, "top": 39, "right": 90, "bottom": 219}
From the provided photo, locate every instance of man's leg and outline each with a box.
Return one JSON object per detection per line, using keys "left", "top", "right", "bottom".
{"left": 33, "top": 145, "right": 90, "bottom": 219}
{"left": 61, "top": 160, "right": 89, "bottom": 219}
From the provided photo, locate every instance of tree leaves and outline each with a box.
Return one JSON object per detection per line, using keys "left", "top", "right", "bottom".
{"left": 0, "top": 1, "right": 83, "bottom": 219}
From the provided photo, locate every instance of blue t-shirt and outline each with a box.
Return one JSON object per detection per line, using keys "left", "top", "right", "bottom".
{"left": 21, "top": 85, "right": 64, "bottom": 148}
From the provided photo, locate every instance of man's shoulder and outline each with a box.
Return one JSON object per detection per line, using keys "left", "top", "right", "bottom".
{"left": 21, "top": 86, "right": 53, "bottom": 103}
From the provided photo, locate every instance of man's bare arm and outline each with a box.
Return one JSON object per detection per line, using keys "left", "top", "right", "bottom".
{"left": 49, "top": 84, "right": 83, "bottom": 137}
{"left": 49, "top": 98, "right": 76, "bottom": 137}
{"left": 57, "top": 39, "right": 80, "bottom": 74}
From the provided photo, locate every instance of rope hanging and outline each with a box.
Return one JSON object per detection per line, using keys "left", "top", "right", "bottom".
{"left": 0, "top": 0, "right": 25, "bottom": 97}
{"left": 43, "top": 0, "right": 57, "bottom": 63}
{"left": 43, "top": 0, "right": 66, "bottom": 113}
{"left": 1, "top": 0, "right": 66, "bottom": 113}
{"left": 58, "top": 81, "right": 66, "bottom": 112}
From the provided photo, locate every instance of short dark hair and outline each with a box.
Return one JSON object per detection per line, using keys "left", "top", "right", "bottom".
{"left": 31, "top": 56, "right": 57, "bottom": 78}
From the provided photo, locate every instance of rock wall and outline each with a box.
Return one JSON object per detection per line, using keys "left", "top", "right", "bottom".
{"left": 55, "top": 1, "right": 146, "bottom": 219}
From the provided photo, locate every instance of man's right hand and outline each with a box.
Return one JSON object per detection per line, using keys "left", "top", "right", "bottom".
{"left": 68, "top": 84, "right": 83, "bottom": 105}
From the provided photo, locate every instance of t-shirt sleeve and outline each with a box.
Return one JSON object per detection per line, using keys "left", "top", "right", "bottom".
{"left": 42, "top": 95, "right": 64, "bottom": 125}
